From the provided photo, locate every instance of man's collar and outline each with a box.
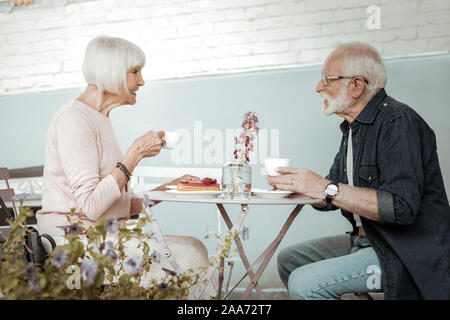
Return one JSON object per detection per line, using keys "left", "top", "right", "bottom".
{"left": 339, "top": 88, "right": 387, "bottom": 133}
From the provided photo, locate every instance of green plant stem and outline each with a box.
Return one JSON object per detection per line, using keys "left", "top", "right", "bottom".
{"left": 230, "top": 165, "right": 242, "bottom": 200}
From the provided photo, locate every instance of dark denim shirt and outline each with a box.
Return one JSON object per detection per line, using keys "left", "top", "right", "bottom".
{"left": 319, "top": 88, "right": 450, "bottom": 299}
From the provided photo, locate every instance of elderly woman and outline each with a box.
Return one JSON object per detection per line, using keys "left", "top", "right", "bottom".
{"left": 36, "top": 35, "right": 216, "bottom": 298}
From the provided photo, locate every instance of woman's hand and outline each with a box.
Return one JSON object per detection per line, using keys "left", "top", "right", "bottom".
{"left": 114, "top": 130, "right": 165, "bottom": 192}
{"left": 134, "top": 130, "right": 165, "bottom": 159}
{"left": 150, "top": 174, "right": 200, "bottom": 193}
{"left": 168, "top": 174, "right": 201, "bottom": 186}
{"left": 130, "top": 197, "right": 144, "bottom": 216}
{"left": 266, "top": 167, "right": 329, "bottom": 200}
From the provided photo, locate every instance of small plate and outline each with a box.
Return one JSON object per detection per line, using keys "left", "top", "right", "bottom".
{"left": 165, "top": 190, "right": 223, "bottom": 197}
{"left": 165, "top": 185, "right": 177, "bottom": 190}
{"left": 252, "top": 188, "right": 293, "bottom": 199}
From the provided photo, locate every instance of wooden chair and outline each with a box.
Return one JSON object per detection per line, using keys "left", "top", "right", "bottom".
{"left": 0, "top": 167, "right": 56, "bottom": 261}
{"left": 0, "top": 167, "right": 19, "bottom": 219}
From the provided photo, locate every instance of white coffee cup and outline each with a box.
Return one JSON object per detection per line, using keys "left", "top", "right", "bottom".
{"left": 264, "top": 158, "right": 291, "bottom": 176}
{"left": 162, "top": 131, "right": 182, "bottom": 149}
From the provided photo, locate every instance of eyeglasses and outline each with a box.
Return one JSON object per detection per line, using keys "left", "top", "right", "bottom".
{"left": 321, "top": 74, "right": 369, "bottom": 86}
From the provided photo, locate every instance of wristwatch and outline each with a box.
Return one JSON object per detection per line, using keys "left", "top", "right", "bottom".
{"left": 325, "top": 182, "right": 339, "bottom": 209}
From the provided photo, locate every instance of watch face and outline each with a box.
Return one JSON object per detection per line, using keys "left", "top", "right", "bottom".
{"left": 326, "top": 184, "right": 338, "bottom": 197}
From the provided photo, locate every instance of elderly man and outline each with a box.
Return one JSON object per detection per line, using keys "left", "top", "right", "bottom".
{"left": 268, "top": 42, "right": 450, "bottom": 300}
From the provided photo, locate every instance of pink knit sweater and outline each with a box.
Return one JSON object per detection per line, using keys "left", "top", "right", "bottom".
{"left": 36, "top": 100, "right": 131, "bottom": 236}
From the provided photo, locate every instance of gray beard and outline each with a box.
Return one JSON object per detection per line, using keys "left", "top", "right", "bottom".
{"left": 321, "top": 86, "right": 351, "bottom": 116}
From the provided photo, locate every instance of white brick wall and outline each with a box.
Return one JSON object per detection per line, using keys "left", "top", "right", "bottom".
{"left": 0, "top": 0, "right": 449, "bottom": 94}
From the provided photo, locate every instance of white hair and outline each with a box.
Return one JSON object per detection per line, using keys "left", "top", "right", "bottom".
{"left": 82, "top": 35, "right": 146, "bottom": 95}
{"left": 332, "top": 42, "right": 387, "bottom": 96}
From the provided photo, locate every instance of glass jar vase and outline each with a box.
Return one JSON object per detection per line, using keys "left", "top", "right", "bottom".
{"left": 221, "top": 163, "right": 252, "bottom": 200}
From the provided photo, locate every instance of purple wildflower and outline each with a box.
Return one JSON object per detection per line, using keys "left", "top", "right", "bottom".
{"left": 99, "top": 241, "right": 118, "bottom": 261}
{"left": 24, "top": 263, "right": 41, "bottom": 292}
{"left": 151, "top": 250, "right": 161, "bottom": 264}
{"left": 81, "top": 258, "right": 98, "bottom": 287}
{"left": 24, "top": 263, "right": 36, "bottom": 282}
{"left": 105, "top": 216, "right": 120, "bottom": 234}
{"left": 157, "top": 282, "right": 168, "bottom": 292}
{"left": 50, "top": 250, "right": 67, "bottom": 268}
{"left": 123, "top": 256, "right": 143, "bottom": 275}
{"left": 106, "top": 249, "right": 118, "bottom": 262}
{"left": 99, "top": 241, "right": 113, "bottom": 253}
{"left": 107, "top": 250, "right": 118, "bottom": 262}
{"left": 57, "top": 224, "right": 84, "bottom": 236}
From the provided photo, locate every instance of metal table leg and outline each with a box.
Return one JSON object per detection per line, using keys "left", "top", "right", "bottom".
{"left": 216, "top": 203, "right": 265, "bottom": 299}
{"left": 241, "top": 205, "right": 303, "bottom": 299}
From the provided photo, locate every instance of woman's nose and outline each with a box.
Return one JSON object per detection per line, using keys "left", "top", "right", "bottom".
{"left": 138, "top": 76, "right": 145, "bottom": 86}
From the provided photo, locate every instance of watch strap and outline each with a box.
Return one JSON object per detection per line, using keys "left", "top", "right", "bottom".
{"left": 325, "top": 181, "right": 339, "bottom": 209}
{"left": 326, "top": 197, "right": 334, "bottom": 210}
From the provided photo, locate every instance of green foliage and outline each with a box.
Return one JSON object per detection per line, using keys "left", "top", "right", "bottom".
{"left": 0, "top": 207, "right": 234, "bottom": 300}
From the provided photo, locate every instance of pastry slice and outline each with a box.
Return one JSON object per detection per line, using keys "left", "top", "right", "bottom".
{"left": 177, "top": 178, "right": 221, "bottom": 191}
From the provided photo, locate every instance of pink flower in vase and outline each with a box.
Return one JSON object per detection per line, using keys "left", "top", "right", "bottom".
{"left": 228, "top": 112, "right": 259, "bottom": 199}
{"left": 233, "top": 112, "right": 260, "bottom": 164}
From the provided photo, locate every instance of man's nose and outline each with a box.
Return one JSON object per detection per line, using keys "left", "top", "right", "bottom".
{"left": 316, "top": 79, "right": 325, "bottom": 93}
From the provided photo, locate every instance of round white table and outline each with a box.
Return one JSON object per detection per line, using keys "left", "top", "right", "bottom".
{"left": 138, "top": 191, "right": 322, "bottom": 300}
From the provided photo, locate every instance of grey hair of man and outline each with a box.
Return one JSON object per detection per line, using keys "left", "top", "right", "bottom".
{"left": 332, "top": 42, "right": 387, "bottom": 97}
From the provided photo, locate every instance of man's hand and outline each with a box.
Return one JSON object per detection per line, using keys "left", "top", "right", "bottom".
{"left": 266, "top": 167, "right": 329, "bottom": 200}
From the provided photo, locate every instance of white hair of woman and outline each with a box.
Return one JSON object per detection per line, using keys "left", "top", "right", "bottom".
{"left": 82, "top": 35, "right": 146, "bottom": 95}
{"left": 333, "top": 42, "right": 387, "bottom": 96}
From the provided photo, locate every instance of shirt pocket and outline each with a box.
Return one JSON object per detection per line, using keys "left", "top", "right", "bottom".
{"left": 358, "top": 164, "right": 380, "bottom": 188}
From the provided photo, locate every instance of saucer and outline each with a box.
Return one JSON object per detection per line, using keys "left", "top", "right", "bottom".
{"left": 252, "top": 188, "right": 293, "bottom": 199}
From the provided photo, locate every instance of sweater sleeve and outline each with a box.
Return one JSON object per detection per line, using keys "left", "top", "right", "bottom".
{"left": 54, "top": 108, "right": 122, "bottom": 221}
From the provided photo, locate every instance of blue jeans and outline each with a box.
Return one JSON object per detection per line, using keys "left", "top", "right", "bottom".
{"left": 277, "top": 234, "right": 383, "bottom": 300}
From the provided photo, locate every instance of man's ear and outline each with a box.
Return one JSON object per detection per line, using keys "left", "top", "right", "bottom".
{"left": 349, "top": 76, "right": 367, "bottom": 99}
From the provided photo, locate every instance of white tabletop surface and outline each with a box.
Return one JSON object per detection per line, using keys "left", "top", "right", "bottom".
{"left": 138, "top": 191, "right": 323, "bottom": 206}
